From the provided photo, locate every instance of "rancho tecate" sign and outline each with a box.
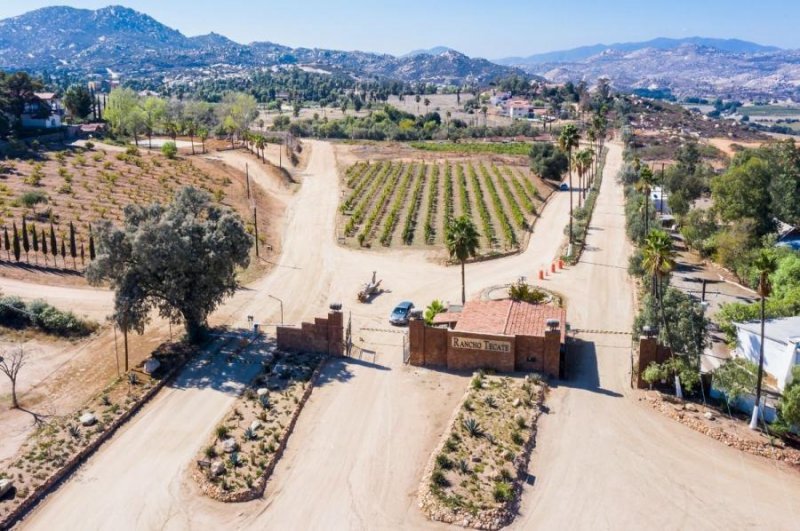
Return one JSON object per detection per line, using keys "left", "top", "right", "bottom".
{"left": 451, "top": 336, "right": 512, "bottom": 353}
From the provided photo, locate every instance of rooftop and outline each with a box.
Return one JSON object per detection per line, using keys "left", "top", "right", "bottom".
{"left": 452, "top": 300, "right": 566, "bottom": 339}
{"left": 735, "top": 316, "right": 800, "bottom": 345}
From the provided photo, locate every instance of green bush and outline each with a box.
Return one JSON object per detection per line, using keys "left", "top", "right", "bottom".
{"left": 509, "top": 280, "right": 547, "bottom": 304}
{"left": 161, "top": 141, "right": 178, "bottom": 159}
{"left": 0, "top": 297, "right": 97, "bottom": 337}
{"left": 493, "top": 481, "right": 514, "bottom": 502}
{"left": 642, "top": 362, "right": 665, "bottom": 389}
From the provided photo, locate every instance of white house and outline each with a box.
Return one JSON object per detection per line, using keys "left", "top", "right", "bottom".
{"left": 507, "top": 100, "right": 534, "bottom": 120}
{"left": 21, "top": 92, "right": 63, "bottom": 129}
{"left": 734, "top": 316, "right": 800, "bottom": 391}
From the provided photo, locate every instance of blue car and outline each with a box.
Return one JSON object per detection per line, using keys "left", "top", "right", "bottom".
{"left": 559, "top": 182, "right": 570, "bottom": 191}
{"left": 389, "top": 301, "right": 415, "bottom": 326}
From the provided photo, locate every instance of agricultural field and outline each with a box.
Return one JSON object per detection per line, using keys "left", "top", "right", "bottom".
{"left": 0, "top": 144, "right": 274, "bottom": 278}
{"left": 338, "top": 158, "right": 551, "bottom": 255}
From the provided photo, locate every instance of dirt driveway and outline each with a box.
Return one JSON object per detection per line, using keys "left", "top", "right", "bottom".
{"left": 17, "top": 141, "right": 800, "bottom": 530}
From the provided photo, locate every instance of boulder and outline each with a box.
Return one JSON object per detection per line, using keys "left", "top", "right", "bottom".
{"left": 222, "top": 438, "right": 238, "bottom": 453}
{"left": 143, "top": 358, "right": 161, "bottom": 375}
{"left": 257, "top": 388, "right": 268, "bottom": 397}
{"left": 704, "top": 411, "right": 715, "bottom": 421}
{"left": 512, "top": 398, "right": 521, "bottom": 408}
{"left": 0, "top": 478, "right": 13, "bottom": 498}
{"left": 250, "top": 420, "right": 262, "bottom": 432}
{"left": 210, "top": 460, "right": 225, "bottom": 477}
{"left": 79, "top": 412, "right": 97, "bottom": 426}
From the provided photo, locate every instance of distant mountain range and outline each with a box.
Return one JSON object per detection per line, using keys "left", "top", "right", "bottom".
{"left": 496, "top": 37, "right": 782, "bottom": 66}
{"left": 0, "top": 6, "right": 516, "bottom": 85}
{"left": 1, "top": 6, "right": 798, "bottom": 100}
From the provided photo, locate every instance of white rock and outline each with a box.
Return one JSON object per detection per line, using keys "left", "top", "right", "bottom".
{"left": 704, "top": 411, "right": 715, "bottom": 421}
{"left": 0, "top": 478, "right": 13, "bottom": 497}
{"left": 222, "top": 438, "right": 238, "bottom": 453}
{"left": 250, "top": 420, "right": 261, "bottom": 431}
{"left": 210, "top": 460, "right": 225, "bottom": 477}
{"left": 257, "top": 388, "right": 268, "bottom": 397}
{"left": 512, "top": 398, "right": 521, "bottom": 408}
{"left": 143, "top": 358, "right": 161, "bottom": 375}
{"left": 79, "top": 412, "right": 97, "bottom": 426}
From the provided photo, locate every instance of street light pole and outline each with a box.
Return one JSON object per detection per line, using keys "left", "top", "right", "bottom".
{"left": 268, "top": 295, "right": 284, "bottom": 324}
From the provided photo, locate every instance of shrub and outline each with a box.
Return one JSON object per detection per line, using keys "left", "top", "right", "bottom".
{"left": 431, "top": 470, "right": 449, "bottom": 488}
{"left": 215, "top": 425, "right": 229, "bottom": 440}
{"left": 229, "top": 451, "right": 240, "bottom": 468}
{"left": 493, "top": 481, "right": 514, "bottom": 502}
{"left": 0, "top": 297, "right": 97, "bottom": 337}
{"left": 462, "top": 417, "right": 483, "bottom": 437}
{"left": 243, "top": 427, "right": 257, "bottom": 441}
{"left": 508, "top": 281, "right": 547, "bottom": 304}
{"left": 125, "top": 146, "right": 140, "bottom": 156}
{"left": 511, "top": 430, "right": 524, "bottom": 445}
{"left": 642, "top": 362, "right": 665, "bottom": 390}
{"left": 161, "top": 141, "right": 178, "bottom": 159}
{"left": 436, "top": 453, "right": 453, "bottom": 470}
{"left": 484, "top": 395, "right": 497, "bottom": 408}
{"left": 204, "top": 445, "right": 217, "bottom": 458}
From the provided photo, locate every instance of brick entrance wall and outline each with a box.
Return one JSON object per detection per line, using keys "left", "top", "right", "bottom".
{"left": 277, "top": 310, "right": 344, "bottom": 356}
{"left": 409, "top": 318, "right": 562, "bottom": 377}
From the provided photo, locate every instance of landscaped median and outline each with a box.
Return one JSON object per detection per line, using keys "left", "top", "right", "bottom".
{"left": 192, "top": 351, "right": 326, "bottom": 502}
{"left": 0, "top": 337, "right": 218, "bottom": 528}
{"left": 419, "top": 372, "right": 547, "bottom": 530}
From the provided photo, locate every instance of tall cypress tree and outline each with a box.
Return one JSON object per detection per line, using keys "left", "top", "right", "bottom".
{"left": 41, "top": 229, "right": 48, "bottom": 265}
{"left": 21, "top": 217, "right": 29, "bottom": 261}
{"left": 12, "top": 222, "right": 21, "bottom": 262}
{"left": 69, "top": 221, "right": 77, "bottom": 269}
{"left": 31, "top": 225, "right": 39, "bottom": 265}
{"left": 80, "top": 242, "right": 85, "bottom": 266}
{"left": 88, "top": 229, "right": 96, "bottom": 261}
{"left": 3, "top": 227, "right": 10, "bottom": 261}
{"left": 50, "top": 224, "right": 58, "bottom": 263}
{"left": 60, "top": 239, "right": 66, "bottom": 264}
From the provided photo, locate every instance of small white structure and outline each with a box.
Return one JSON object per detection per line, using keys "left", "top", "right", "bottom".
{"left": 21, "top": 92, "right": 63, "bottom": 129}
{"left": 734, "top": 316, "right": 800, "bottom": 392}
{"left": 507, "top": 100, "right": 534, "bottom": 120}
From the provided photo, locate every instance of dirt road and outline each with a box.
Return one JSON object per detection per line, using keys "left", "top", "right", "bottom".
{"left": 18, "top": 141, "right": 800, "bottom": 530}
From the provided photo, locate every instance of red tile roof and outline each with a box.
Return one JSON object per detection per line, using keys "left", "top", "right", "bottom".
{"left": 453, "top": 300, "right": 566, "bottom": 339}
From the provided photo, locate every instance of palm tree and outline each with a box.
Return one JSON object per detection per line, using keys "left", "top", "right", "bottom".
{"left": 445, "top": 215, "right": 480, "bottom": 305}
{"left": 636, "top": 166, "right": 657, "bottom": 236}
{"left": 423, "top": 299, "right": 447, "bottom": 325}
{"left": 750, "top": 249, "right": 778, "bottom": 430}
{"left": 572, "top": 149, "right": 591, "bottom": 207}
{"left": 642, "top": 229, "right": 678, "bottom": 393}
{"left": 558, "top": 124, "right": 580, "bottom": 245}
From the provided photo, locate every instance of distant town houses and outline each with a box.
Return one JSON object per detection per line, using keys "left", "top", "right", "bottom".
{"left": 21, "top": 92, "right": 63, "bottom": 129}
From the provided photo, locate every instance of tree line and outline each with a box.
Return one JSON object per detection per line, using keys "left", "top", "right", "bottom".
{"left": 1, "top": 217, "right": 95, "bottom": 270}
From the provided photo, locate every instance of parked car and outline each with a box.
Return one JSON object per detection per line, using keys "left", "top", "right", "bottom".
{"left": 559, "top": 182, "right": 570, "bottom": 191}
{"left": 389, "top": 301, "right": 415, "bottom": 326}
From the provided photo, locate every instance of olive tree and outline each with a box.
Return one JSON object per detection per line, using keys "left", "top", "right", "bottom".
{"left": 87, "top": 187, "right": 252, "bottom": 347}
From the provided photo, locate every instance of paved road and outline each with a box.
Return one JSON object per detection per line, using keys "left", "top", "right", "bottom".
{"left": 19, "top": 141, "right": 800, "bottom": 530}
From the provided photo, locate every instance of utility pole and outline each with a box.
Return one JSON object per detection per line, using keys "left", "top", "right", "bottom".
{"left": 253, "top": 204, "right": 260, "bottom": 258}
{"left": 245, "top": 163, "right": 251, "bottom": 199}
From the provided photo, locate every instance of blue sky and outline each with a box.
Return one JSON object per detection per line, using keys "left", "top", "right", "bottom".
{"left": 1, "top": 0, "right": 797, "bottom": 58}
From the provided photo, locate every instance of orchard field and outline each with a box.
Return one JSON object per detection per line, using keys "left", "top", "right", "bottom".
{"left": 338, "top": 158, "right": 552, "bottom": 255}
{"left": 0, "top": 144, "right": 273, "bottom": 275}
